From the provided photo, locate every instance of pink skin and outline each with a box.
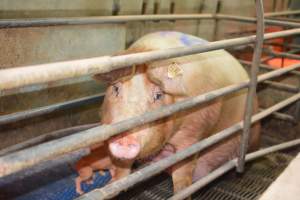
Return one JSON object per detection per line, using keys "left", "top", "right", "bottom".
{"left": 94, "top": 67, "right": 260, "bottom": 196}
{"left": 93, "top": 47, "right": 260, "bottom": 198}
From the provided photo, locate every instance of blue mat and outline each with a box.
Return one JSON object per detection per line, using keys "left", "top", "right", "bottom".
{"left": 16, "top": 170, "right": 111, "bottom": 200}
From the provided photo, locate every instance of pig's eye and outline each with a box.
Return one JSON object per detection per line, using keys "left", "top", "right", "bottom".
{"left": 112, "top": 84, "right": 120, "bottom": 96}
{"left": 154, "top": 91, "right": 163, "bottom": 101}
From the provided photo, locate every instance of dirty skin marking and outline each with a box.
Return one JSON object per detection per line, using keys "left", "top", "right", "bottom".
{"left": 179, "top": 34, "right": 209, "bottom": 46}
{"left": 157, "top": 31, "right": 209, "bottom": 46}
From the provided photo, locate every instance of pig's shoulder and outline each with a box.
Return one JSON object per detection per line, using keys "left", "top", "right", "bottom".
{"left": 129, "top": 31, "right": 209, "bottom": 50}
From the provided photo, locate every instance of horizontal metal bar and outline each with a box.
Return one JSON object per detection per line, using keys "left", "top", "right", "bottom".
{"left": 0, "top": 123, "right": 98, "bottom": 156}
{"left": 0, "top": 93, "right": 104, "bottom": 126}
{"left": 1, "top": 29, "right": 300, "bottom": 93}
{"left": 268, "top": 50, "right": 300, "bottom": 60}
{"left": 259, "top": 108, "right": 296, "bottom": 123}
{"left": 216, "top": 14, "right": 300, "bottom": 28}
{"left": 262, "top": 80, "right": 299, "bottom": 93}
{"left": 264, "top": 42, "right": 300, "bottom": 50}
{"left": 0, "top": 75, "right": 92, "bottom": 97}
{"left": 0, "top": 62, "right": 299, "bottom": 178}
{"left": 0, "top": 14, "right": 214, "bottom": 28}
{"left": 239, "top": 59, "right": 300, "bottom": 76}
{"left": 169, "top": 138, "right": 300, "bottom": 200}
{"left": 264, "top": 10, "right": 300, "bottom": 17}
{"left": 77, "top": 92, "right": 300, "bottom": 200}
{"left": 267, "top": 16, "right": 300, "bottom": 23}
{"left": 0, "top": 13, "right": 299, "bottom": 29}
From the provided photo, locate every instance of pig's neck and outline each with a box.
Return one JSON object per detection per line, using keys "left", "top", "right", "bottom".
{"left": 137, "top": 142, "right": 177, "bottom": 163}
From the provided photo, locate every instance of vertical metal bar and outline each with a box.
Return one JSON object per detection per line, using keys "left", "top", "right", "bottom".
{"left": 237, "top": 0, "right": 265, "bottom": 173}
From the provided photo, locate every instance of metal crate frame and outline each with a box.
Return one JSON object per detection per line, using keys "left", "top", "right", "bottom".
{"left": 0, "top": 1, "right": 300, "bottom": 200}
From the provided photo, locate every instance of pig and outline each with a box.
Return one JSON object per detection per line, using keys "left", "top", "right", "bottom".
{"left": 93, "top": 31, "right": 260, "bottom": 197}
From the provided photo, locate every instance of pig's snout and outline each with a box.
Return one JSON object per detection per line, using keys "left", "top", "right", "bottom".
{"left": 109, "top": 133, "right": 140, "bottom": 160}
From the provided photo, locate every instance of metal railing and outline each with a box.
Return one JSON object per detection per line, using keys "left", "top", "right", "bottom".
{"left": 0, "top": 2, "right": 300, "bottom": 200}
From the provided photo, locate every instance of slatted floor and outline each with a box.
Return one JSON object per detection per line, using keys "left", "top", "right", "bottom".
{"left": 117, "top": 153, "right": 293, "bottom": 200}
{"left": 117, "top": 118, "right": 299, "bottom": 200}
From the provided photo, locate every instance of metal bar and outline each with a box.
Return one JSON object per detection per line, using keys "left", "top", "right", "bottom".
{"left": 264, "top": 42, "right": 300, "bottom": 49}
{"left": 0, "top": 14, "right": 300, "bottom": 29}
{"left": 237, "top": 0, "right": 265, "bottom": 173}
{"left": 258, "top": 108, "right": 296, "bottom": 123}
{"left": 264, "top": 10, "right": 300, "bottom": 17}
{"left": 239, "top": 59, "right": 300, "bottom": 76}
{"left": 268, "top": 50, "right": 300, "bottom": 60}
{"left": 268, "top": 16, "right": 300, "bottom": 23}
{"left": 0, "top": 78, "right": 299, "bottom": 126}
{"left": 0, "top": 123, "right": 99, "bottom": 156}
{"left": 262, "top": 80, "right": 299, "bottom": 93}
{"left": 77, "top": 93, "right": 300, "bottom": 200}
{"left": 0, "top": 75, "right": 92, "bottom": 97}
{"left": 1, "top": 29, "right": 300, "bottom": 93}
{"left": 295, "top": 78, "right": 300, "bottom": 121}
{"left": 216, "top": 14, "right": 300, "bottom": 28}
{"left": 0, "top": 63, "right": 299, "bottom": 178}
{"left": 0, "top": 93, "right": 104, "bottom": 126}
{"left": 0, "top": 14, "right": 214, "bottom": 28}
{"left": 168, "top": 138, "right": 300, "bottom": 200}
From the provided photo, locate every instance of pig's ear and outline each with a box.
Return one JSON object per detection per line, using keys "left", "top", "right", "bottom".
{"left": 92, "top": 67, "right": 133, "bottom": 83}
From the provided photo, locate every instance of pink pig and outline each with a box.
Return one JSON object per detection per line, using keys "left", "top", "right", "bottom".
{"left": 93, "top": 31, "right": 260, "bottom": 197}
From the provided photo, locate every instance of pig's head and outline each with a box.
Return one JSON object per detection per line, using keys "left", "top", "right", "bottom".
{"left": 94, "top": 65, "right": 175, "bottom": 161}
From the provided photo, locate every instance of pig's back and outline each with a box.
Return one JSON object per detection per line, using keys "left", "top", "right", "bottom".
{"left": 131, "top": 31, "right": 251, "bottom": 133}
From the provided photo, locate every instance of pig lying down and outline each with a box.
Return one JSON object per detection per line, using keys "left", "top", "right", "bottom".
{"left": 78, "top": 31, "right": 260, "bottom": 197}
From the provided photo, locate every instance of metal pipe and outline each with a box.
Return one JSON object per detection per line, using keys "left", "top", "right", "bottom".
{"left": 0, "top": 123, "right": 99, "bottom": 156}
{"left": 0, "top": 63, "right": 299, "bottom": 178}
{"left": 262, "top": 80, "right": 299, "bottom": 93}
{"left": 239, "top": 59, "right": 300, "bottom": 76}
{"left": 0, "top": 14, "right": 214, "bottom": 28}
{"left": 268, "top": 50, "right": 300, "bottom": 60}
{"left": 1, "top": 29, "right": 300, "bottom": 93}
{"left": 0, "top": 93, "right": 104, "bottom": 126}
{"left": 258, "top": 108, "right": 296, "bottom": 123}
{"left": 264, "top": 10, "right": 300, "bottom": 17}
{"left": 168, "top": 138, "right": 300, "bottom": 200}
{"left": 77, "top": 93, "right": 300, "bottom": 200}
{"left": 237, "top": 0, "right": 265, "bottom": 173}
{"left": 216, "top": 14, "right": 300, "bottom": 28}
{"left": 4, "top": 63, "right": 293, "bottom": 129}
{"left": 0, "top": 13, "right": 300, "bottom": 29}
{"left": 0, "top": 75, "right": 92, "bottom": 97}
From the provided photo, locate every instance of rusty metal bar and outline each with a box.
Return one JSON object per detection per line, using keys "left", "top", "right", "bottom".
{"left": 1, "top": 29, "right": 300, "bottom": 93}
{"left": 0, "top": 13, "right": 300, "bottom": 29}
{"left": 237, "top": 0, "right": 265, "bottom": 173}
{"left": 168, "top": 138, "right": 300, "bottom": 200}
{"left": 264, "top": 10, "right": 300, "bottom": 17}
{"left": 239, "top": 59, "right": 300, "bottom": 76}
{"left": 0, "top": 62, "right": 299, "bottom": 178}
{"left": 77, "top": 92, "right": 300, "bottom": 200}
{"left": 0, "top": 93, "right": 104, "bottom": 126}
{"left": 0, "top": 123, "right": 98, "bottom": 156}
